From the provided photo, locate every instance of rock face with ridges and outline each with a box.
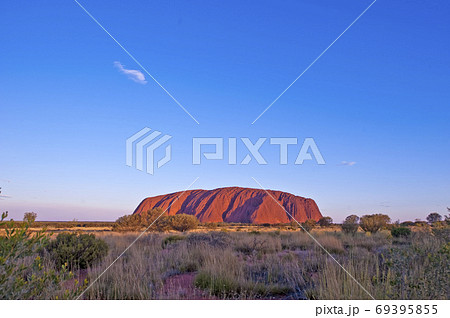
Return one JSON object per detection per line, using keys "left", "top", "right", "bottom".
{"left": 133, "top": 187, "right": 322, "bottom": 224}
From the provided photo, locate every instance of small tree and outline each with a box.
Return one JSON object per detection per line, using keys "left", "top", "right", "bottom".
{"left": 360, "top": 214, "right": 391, "bottom": 234}
{"left": 426, "top": 213, "right": 442, "bottom": 224}
{"left": 341, "top": 215, "right": 359, "bottom": 235}
{"left": 23, "top": 212, "right": 37, "bottom": 223}
{"left": 317, "top": 216, "right": 333, "bottom": 227}
{"left": 301, "top": 219, "right": 316, "bottom": 232}
{"left": 170, "top": 214, "right": 199, "bottom": 232}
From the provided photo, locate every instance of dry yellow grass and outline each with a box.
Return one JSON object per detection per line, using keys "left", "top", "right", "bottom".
{"left": 76, "top": 228, "right": 449, "bottom": 300}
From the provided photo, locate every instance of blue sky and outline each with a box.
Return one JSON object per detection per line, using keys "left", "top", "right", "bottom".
{"left": 1, "top": 0, "right": 449, "bottom": 222}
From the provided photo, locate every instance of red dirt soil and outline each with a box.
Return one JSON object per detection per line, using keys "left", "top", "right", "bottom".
{"left": 133, "top": 186, "right": 322, "bottom": 224}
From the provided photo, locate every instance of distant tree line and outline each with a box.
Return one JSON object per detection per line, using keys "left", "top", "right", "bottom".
{"left": 113, "top": 208, "right": 199, "bottom": 232}
{"left": 112, "top": 209, "right": 449, "bottom": 234}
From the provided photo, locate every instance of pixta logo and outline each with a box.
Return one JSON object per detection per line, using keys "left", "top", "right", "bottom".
{"left": 126, "top": 127, "right": 172, "bottom": 175}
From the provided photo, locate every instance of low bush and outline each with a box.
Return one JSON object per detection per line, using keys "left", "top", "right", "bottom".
{"left": 186, "top": 232, "right": 231, "bottom": 248}
{"left": 161, "top": 235, "right": 185, "bottom": 249}
{"left": 113, "top": 208, "right": 170, "bottom": 232}
{"left": 234, "top": 234, "right": 281, "bottom": 255}
{"left": 45, "top": 233, "right": 109, "bottom": 270}
{"left": 391, "top": 227, "right": 411, "bottom": 238}
{"left": 169, "top": 214, "right": 198, "bottom": 232}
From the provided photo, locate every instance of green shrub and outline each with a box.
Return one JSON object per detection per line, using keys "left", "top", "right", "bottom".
{"left": 113, "top": 208, "right": 169, "bottom": 232}
{"left": 391, "top": 227, "right": 411, "bottom": 238}
{"left": 169, "top": 214, "right": 199, "bottom": 232}
{"left": 45, "top": 233, "right": 108, "bottom": 270}
{"left": 0, "top": 212, "right": 81, "bottom": 299}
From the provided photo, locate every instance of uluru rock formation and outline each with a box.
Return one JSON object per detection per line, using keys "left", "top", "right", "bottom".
{"left": 133, "top": 187, "right": 322, "bottom": 224}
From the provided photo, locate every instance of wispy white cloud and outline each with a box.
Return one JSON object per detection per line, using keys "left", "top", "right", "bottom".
{"left": 0, "top": 195, "right": 11, "bottom": 200}
{"left": 339, "top": 161, "right": 356, "bottom": 166}
{"left": 114, "top": 61, "right": 147, "bottom": 84}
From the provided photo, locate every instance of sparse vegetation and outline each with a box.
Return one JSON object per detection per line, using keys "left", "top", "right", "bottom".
{"left": 77, "top": 227, "right": 448, "bottom": 300}
{"left": 1, "top": 212, "right": 448, "bottom": 300}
